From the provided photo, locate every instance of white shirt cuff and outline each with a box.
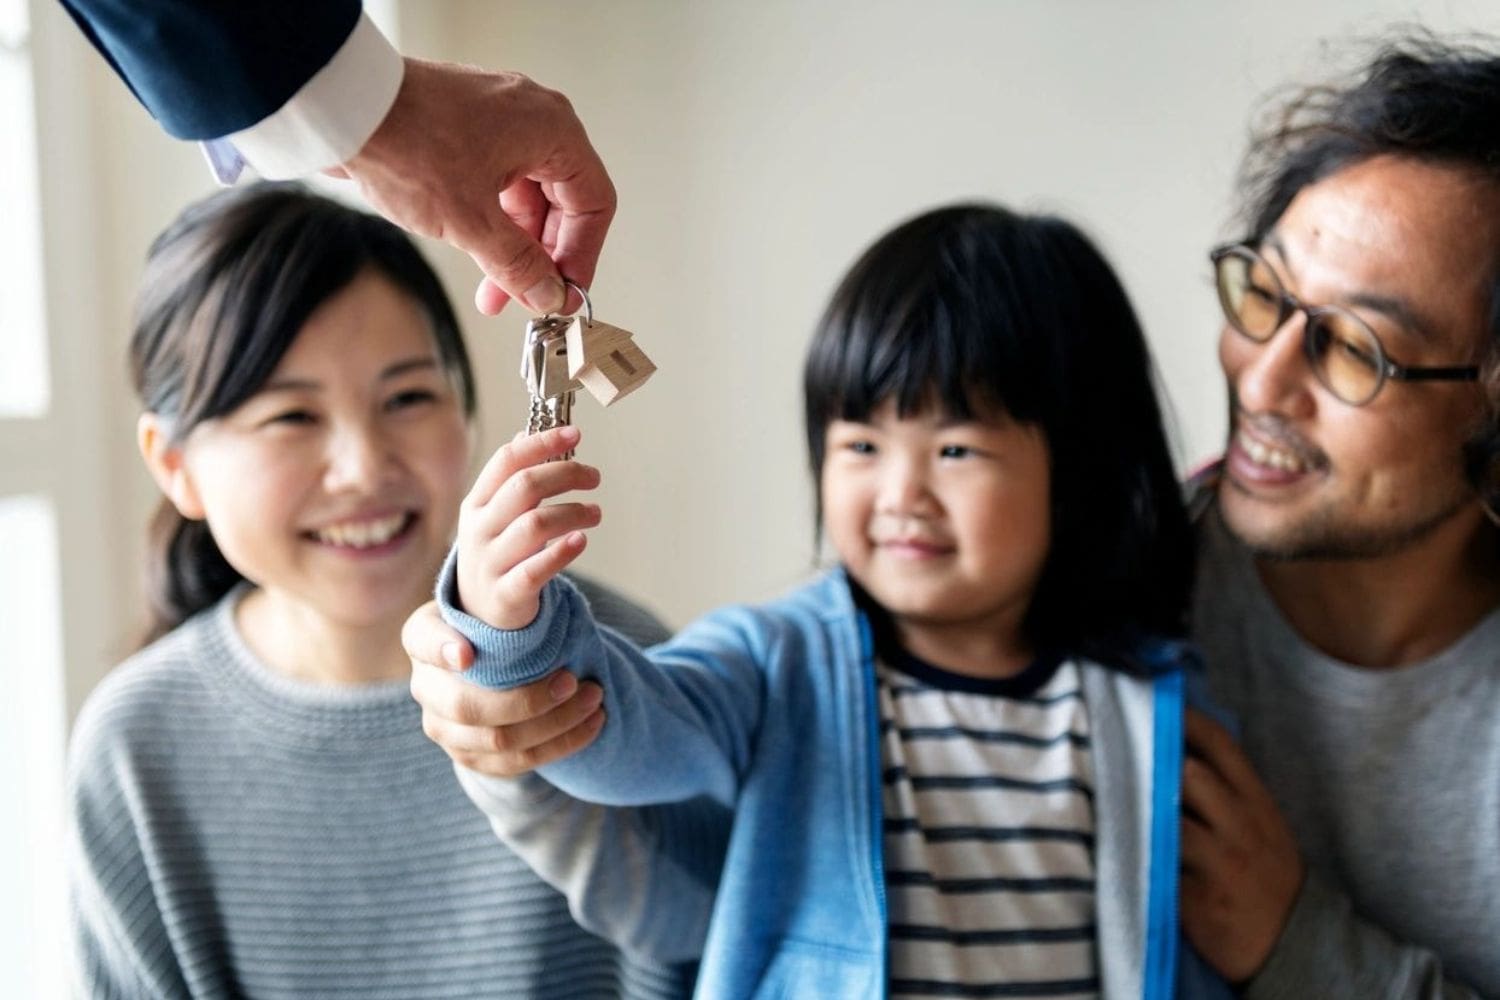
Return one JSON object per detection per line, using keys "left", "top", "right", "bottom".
{"left": 222, "top": 12, "right": 405, "bottom": 180}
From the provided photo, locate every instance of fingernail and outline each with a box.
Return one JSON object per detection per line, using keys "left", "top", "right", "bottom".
{"left": 549, "top": 671, "right": 578, "bottom": 702}
{"left": 580, "top": 683, "right": 604, "bottom": 709}
{"left": 558, "top": 425, "right": 581, "bottom": 444}
{"left": 524, "top": 278, "right": 565, "bottom": 314}
{"left": 441, "top": 642, "right": 465, "bottom": 669}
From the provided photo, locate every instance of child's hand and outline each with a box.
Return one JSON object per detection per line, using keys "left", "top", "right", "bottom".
{"left": 456, "top": 425, "right": 602, "bottom": 630}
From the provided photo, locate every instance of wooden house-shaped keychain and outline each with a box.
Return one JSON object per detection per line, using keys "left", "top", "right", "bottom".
{"left": 565, "top": 316, "right": 657, "bottom": 406}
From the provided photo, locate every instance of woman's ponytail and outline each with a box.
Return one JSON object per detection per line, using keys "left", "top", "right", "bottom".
{"left": 140, "top": 499, "right": 243, "bottom": 647}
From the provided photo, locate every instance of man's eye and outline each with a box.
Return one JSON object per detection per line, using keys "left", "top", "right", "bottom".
{"left": 1246, "top": 283, "right": 1278, "bottom": 304}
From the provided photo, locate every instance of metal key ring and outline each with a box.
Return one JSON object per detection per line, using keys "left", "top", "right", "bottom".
{"left": 563, "top": 279, "right": 593, "bottom": 323}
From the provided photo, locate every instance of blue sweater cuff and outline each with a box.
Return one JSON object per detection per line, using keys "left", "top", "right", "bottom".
{"left": 434, "top": 546, "right": 582, "bottom": 690}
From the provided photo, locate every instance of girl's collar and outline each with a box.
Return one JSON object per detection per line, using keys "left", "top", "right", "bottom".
{"left": 842, "top": 572, "right": 1064, "bottom": 697}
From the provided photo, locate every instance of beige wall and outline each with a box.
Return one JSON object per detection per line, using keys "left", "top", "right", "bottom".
{"left": 42, "top": 0, "right": 1500, "bottom": 717}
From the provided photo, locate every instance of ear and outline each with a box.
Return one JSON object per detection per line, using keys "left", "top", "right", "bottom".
{"left": 137, "top": 413, "right": 206, "bottom": 520}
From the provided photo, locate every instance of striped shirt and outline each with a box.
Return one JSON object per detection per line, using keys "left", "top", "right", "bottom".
{"left": 878, "top": 651, "right": 1099, "bottom": 1000}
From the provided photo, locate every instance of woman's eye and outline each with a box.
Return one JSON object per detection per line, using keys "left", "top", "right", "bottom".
{"left": 939, "top": 444, "right": 974, "bottom": 459}
{"left": 386, "top": 389, "right": 438, "bottom": 411}
{"left": 845, "top": 440, "right": 876, "bottom": 455}
{"left": 266, "top": 410, "right": 316, "bottom": 427}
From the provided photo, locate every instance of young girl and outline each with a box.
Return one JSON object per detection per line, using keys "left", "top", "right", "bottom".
{"left": 65, "top": 183, "right": 691, "bottom": 999}
{"left": 429, "top": 204, "right": 1227, "bottom": 998}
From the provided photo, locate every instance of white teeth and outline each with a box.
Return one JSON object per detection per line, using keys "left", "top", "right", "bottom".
{"left": 315, "top": 513, "right": 408, "bottom": 549}
{"left": 1237, "top": 431, "right": 1308, "bottom": 474}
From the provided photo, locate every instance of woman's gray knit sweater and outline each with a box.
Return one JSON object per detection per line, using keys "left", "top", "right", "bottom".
{"left": 66, "top": 580, "right": 690, "bottom": 999}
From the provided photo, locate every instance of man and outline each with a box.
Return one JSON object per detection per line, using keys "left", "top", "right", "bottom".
{"left": 1177, "top": 37, "right": 1500, "bottom": 997}
{"left": 61, "top": 0, "right": 613, "bottom": 315}
{"left": 406, "top": 35, "right": 1500, "bottom": 998}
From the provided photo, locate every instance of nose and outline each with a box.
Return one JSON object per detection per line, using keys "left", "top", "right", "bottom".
{"left": 874, "top": 453, "right": 937, "bottom": 518}
{"left": 1221, "top": 315, "right": 1316, "bottom": 419}
{"left": 323, "top": 419, "right": 395, "bottom": 493}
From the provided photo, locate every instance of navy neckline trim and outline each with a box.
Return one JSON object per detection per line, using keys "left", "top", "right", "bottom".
{"left": 848, "top": 577, "right": 1065, "bottom": 698}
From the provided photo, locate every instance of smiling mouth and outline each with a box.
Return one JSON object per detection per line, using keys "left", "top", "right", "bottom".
{"left": 876, "top": 538, "right": 955, "bottom": 558}
{"left": 1234, "top": 429, "right": 1313, "bottom": 474}
{"left": 305, "top": 512, "right": 418, "bottom": 551}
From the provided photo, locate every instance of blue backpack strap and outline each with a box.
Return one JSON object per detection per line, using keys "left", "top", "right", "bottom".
{"left": 1134, "top": 636, "right": 1237, "bottom": 999}
{"left": 1143, "top": 666, "right": 1185, "bottom": 1000}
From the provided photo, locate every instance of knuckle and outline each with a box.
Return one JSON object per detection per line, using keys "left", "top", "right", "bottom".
{"left": 488, "top": 726, "right": 517, "bottom": 754}
{"left": 513, "top": 744, "right": 545, "bottom": 772}
{"left": 538, "top": 83, "right": 572, "bottom": 112}
{"left": 499, "top": 571, "right": 533, "bottom": 607}
{"left": 572, "top": 695, "right": 603, "bottom": 728}
{"left": 563, "top": 725, "right": 594, "bottom": 756}
{"left": 517, "top": 682, "right": 556, "bottom": 721}
{"left": 509, "top": 467, "right": 544, "bottom": 502}
{"left": 525, "top": 563, "right": 555, "bottom": 593}
{"left": 520, "top": 506, "right": 552, "bottom": 536}
{"left": 451, "top": 692, "right": 485, "bottom": 727}
{"left": 497, "top": 240, "right": 545, "bottom": 283}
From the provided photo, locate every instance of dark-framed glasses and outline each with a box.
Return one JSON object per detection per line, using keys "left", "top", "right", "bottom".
{"left": 1209, "top": 242, "right": 1480, "bottom": 406}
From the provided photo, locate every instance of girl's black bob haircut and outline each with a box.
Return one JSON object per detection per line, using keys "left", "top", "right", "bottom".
{"left": 803, "top": 203, "right": 1194, "bottom": 663}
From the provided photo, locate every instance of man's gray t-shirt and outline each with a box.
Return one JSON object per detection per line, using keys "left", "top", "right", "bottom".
{"left": 1192, "top": 507, "right": 1500, "bottom": 998}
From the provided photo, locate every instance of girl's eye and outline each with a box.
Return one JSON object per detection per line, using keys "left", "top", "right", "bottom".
{"left": 939, "top": 444, "right": 974, "bottom": 459}
{"left": 845, "top": 440, "right": 876, "bottom": 455}
{"left": 386, "top": 388, "right": 438, "bottom": 411}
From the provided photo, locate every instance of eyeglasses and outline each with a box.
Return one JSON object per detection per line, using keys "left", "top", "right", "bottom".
{"left": 1209, "top": 242, "right": 1480, "bottom": 406}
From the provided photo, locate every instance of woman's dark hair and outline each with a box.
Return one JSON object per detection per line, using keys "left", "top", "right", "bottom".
{"left": 803, "top": 203, "right": 1193, "bottom": 666}
{"left": 1238, "top": 33, "right": 1500, "bottom": 503}
{"left": 131, "top": 182, "right": 475, "bottom": 646}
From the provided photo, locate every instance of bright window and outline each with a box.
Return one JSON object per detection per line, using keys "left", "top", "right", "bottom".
{"left": 0, "top": 1, "right": 67, "bottom": 995}
{"left": 0, "top": 0, "right": 46, "bottom": 418}
{"left": 0, "top": 494, "right": 67, "bottom": 999}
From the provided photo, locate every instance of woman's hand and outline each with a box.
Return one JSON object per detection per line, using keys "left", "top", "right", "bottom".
{"left": 404, "top": 601, "right": 605, "bottom": 776}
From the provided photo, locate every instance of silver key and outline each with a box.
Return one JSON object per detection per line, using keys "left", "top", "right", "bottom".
{"left": 520, "top": 314, "right": 579, "bottom": 458}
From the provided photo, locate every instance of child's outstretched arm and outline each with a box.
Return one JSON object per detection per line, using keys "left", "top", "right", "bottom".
{"left": 441, "top": 426, "right": 767, "bottom": 810}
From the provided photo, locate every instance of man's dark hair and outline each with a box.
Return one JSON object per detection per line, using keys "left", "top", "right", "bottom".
{"left": 1239, "top": 34, "right": 1500, "bottom": 502}
{"left": 1241, "top": 33, "right": 1500, "bottom": 240}
{"left": 802, "top": 203, "right": 1194, "bottom": 666}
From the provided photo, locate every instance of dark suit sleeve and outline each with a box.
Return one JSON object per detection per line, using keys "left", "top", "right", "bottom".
{"left": 57, "top": 0, "right": 361, "bottom": 140}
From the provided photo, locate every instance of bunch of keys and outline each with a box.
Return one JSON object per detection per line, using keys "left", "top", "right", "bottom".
{"left": 521, "top": 280, "right": 656, "bottom": 460}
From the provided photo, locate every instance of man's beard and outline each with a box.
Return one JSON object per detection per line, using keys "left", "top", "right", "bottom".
{"left": 1219, "top": 479, "right": 1472, "bottom": 562}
